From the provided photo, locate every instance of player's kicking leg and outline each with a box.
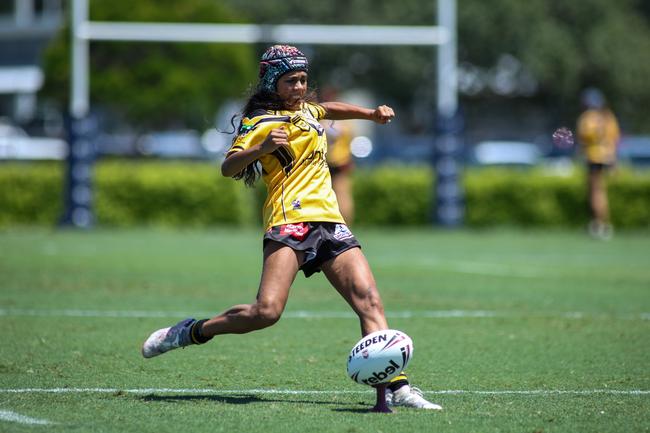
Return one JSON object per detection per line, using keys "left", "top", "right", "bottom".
{"left": 322, "top": 248, "right": 443, "bottom": 410}
{"left": 141, "top": 318, "right": 210, "bottom": 358}
{"left": 141, "top": 242, "right": 301, "bottom": 358}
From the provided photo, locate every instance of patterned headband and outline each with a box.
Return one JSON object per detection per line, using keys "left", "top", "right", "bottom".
{"left": 258, "top": 45, "right": 309, "bottom": 93}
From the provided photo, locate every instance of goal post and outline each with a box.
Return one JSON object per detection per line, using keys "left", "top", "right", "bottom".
{"left": 63, "top": 0, "right": 461, "bottom": 228}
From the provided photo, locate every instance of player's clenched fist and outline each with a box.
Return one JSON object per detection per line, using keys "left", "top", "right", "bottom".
{"left": 371, "top": 105, "right": 395, "bottom": 124}
{"left": 261, "top": 127, "right": 289, "bottom": 153}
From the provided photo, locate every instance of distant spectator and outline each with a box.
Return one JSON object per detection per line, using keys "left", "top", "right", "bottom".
{"left": 576, "top": 88, "right": 620, "bottom": 240}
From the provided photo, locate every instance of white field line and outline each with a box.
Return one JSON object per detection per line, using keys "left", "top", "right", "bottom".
{"left": 1, "top": 388, "right": 648, "bottom": 396}
{"left": 0, "top": 308, "right": 648, "bottom": 320}
{"left": 0, "top": 409, "right": 53, "bottom": 425}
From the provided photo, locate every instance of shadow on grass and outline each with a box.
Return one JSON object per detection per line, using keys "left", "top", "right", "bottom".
{"left": 331, "top": 408, "right": 378, "bottom": 414}
{"left": 142, "top": 394, "right": 265, "bottom": 405}
{"left": 141, "top": 393, "right": 363, "bottom": 408}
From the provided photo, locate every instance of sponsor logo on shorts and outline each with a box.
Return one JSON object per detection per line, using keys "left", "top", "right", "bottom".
{"left": 280, "top": 223, "right": 309, "bottom": 240}
{"left": 334, "top": 224, "right": 354, "bottom": 241}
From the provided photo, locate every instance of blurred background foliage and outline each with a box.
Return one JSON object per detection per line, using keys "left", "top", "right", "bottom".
{"left": 2, "top": 162, "right": 649, "bottom": 228}
{"left": 42, "top": 0, "right": 257, "bottom": 130}
{"left": 41, "top": 0, "right": 650, "bottom": 132}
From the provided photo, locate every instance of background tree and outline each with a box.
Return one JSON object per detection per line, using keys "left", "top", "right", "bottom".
{"left": 224, "top": 0, "right": 650, "bottom": 132}
{"left": 42, "top": 0, "right": 650, "bottom": 132}
{"left": 458, "top": 0, "right": 650, "bottom": 129}
{"left": 42, "top": 0, "right": 258, "bottom": 130}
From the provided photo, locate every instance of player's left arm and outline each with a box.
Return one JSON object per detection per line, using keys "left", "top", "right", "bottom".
{"left": 321, "top": 101, "right": 394, "bottom": 124}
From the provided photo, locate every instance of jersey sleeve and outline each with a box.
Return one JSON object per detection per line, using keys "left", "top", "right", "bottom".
{"left": 226, "top": 114, "right": 289, "bottom": 156}
{"left": 305, "top": 102, "right": 327, "bottom": 121}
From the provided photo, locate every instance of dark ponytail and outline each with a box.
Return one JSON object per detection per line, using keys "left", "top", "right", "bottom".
{"left": 228, "top": 89, "right": 284, "bottom": 187}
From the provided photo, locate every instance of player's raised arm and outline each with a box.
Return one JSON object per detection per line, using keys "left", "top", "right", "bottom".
{"left": 321, "top": 101, "right": 394, "bottom": 124}
{"left": 221, "top": 127, "right": 289, "bottom": 177}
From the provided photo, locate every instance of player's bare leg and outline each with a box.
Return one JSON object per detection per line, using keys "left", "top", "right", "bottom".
{"left": 202, "top": 241, "right": 302, "bottom": 335}
{"left": 142, "top": 241, "right": 302, "bottom": 358}
{"left": 588, "top": 167, "right": 613, "bottom": 240}
{"left": 323, "top": 247, "right": 442, "bottom": 410}
{"left": 321, "top": 247, "right": 387, "bottom": 335}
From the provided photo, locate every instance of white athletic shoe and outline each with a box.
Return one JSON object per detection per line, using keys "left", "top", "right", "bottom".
{"left": 588, "top": 220, "right": 613, "bottom": 241}
{"left": 386, "top": 385, "right": 443, "bottom": 410}
{"left": 141, "top": 318, "right": 195, "bottom": 358}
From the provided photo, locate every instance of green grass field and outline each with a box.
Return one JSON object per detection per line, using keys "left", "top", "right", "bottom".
{"left": 1, "top": 227, "right": 649, "bottom": 432}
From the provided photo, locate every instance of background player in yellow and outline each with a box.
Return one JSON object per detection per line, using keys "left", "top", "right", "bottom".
{"left": 321, "top": 87, "right": 357, "bottom": 225}
{"left": 576, "top": 88, "right": 620, "bottom": 240}
{"left": 142, "top": 45, "right": 441, "bottom": 410}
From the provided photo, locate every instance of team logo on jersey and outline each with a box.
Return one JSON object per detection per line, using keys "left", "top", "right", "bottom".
{"left": 291, "top": 199, "right": 302, "bottom": 210}
{"left": 238, "top": 122, "right": 255, "bottom": 137}
{"left": 334, "top": 224, "right": 354, "bottom": 241}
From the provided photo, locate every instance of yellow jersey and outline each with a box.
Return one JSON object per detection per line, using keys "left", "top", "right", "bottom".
{"left": 577, "top": 108, "right": 620, "bottom": 164}
{"left": 227, "top": 102, "right": 345, "bottom": 230}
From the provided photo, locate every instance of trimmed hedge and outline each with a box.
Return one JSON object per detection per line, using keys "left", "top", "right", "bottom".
{"left": 354, "top": 165, "right": 433, "bottom": 225}
{"left": 463, "top": 166, "right": 650, "bottom": 228}
{"left": 94, "top": 161, "right": 255, "bottom": 227}
{"left": 353, "top": 164, "right": 650, "bottom": 229}
{"left": 0, "top": 162, "right": 64, "bottom": 226}
{"left": 0, "top": 161, "right": 255, "bottom": 227}
{"left": 463, "top": 167, "right": 588, "bottom": 227}
{"left": 1, "top": 161, "right": 649, "bottom": 228}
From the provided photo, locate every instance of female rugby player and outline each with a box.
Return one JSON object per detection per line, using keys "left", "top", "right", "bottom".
{"left": 141, "top": 45, "right": 441, "bottom": 410}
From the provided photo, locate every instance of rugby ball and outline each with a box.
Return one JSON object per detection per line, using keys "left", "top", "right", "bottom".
{"left": 347, "top": 329, "right": 413, "bottom": 386}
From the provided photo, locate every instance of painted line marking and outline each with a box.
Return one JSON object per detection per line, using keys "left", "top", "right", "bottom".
{"left": 0, "top": 409, "right": 52, "bottom": 425}
{"left": 1, "top": 388, "right": 648, "bottom": 396}
{"left": 0, "top": 308, "right": 648, "bottom": 320}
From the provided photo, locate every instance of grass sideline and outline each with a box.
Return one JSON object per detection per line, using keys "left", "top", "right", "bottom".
{"left": 0, "top": 227, "right": 649, "bottom": 433}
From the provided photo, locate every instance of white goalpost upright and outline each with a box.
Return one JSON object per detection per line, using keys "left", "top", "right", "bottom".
{"left": 64, "top": 0, "right": 460, "bottom": 227}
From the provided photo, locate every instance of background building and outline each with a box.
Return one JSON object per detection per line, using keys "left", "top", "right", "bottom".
{"left": 0, "top": 0, "right": 63, "bottom": 125}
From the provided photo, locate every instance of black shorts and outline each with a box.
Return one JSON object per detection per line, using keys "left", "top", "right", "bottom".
{"left": 329, "top": 161, "right": 354, "bottom": 177}
{"left": 588, "top": 162, "right": 612, "bottom": 173}
{"left": 263, "top": 222, "right": 361, "bottom": 277}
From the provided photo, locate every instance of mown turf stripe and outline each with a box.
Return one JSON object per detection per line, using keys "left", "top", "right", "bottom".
{"left": 1, "top": 388, "right": 648, "bottom": 396}
{"left": 0, "top": 308, "right": 648, "bottom": 320}
{"left": 0, "top": 409, "right": 53, "bottom": 425}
